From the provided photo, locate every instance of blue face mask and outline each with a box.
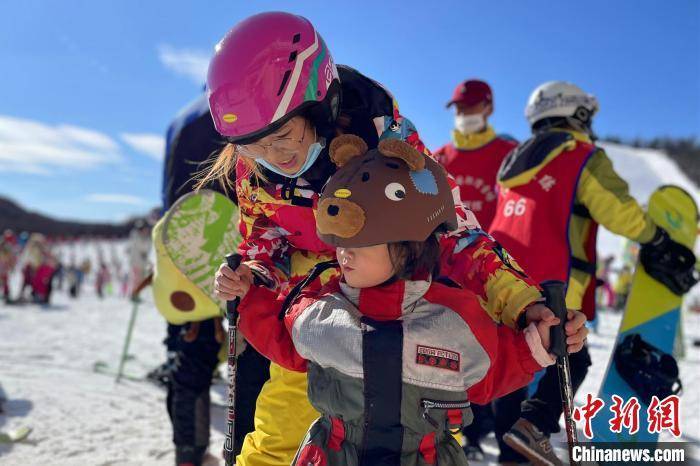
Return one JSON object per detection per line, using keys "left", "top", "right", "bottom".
{"left": 256, "top": 138, "right": 326, "bottom": 178}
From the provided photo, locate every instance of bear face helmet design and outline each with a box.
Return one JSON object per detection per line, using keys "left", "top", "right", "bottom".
{"left": 317, "top": 135, "right": 457, "bottom": 248}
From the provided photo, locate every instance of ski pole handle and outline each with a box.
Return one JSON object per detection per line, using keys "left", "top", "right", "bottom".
{"left": 541, "top": 280, "right": 580, "bottom": 465}
{"left": 225, "top": 253, "right": 243, "bottom": 318}
{"left": 223, "top": 253, "right": 242, "bottom": 466}
{"left": 541, "top": 280, "right": 567, "bottom": 358}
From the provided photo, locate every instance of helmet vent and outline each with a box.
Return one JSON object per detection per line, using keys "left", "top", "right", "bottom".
{"left": 288, "top": 50, "right": 297, "bottom": 62}
{"left": 292, "top": 33, "right": 301, "bottom": 43}
{"left": 277, "top": 69, "right": 292, "bottom": 96}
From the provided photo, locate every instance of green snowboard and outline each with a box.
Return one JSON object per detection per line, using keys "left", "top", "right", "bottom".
{"left": 152, "top": 189, "right": 241, "bottom": 324}
{"left": 163, "top": 189, "right": 241, "bottom": 300}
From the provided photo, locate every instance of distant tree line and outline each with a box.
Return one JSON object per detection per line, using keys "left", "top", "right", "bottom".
{"left": 0, "top": 196, "right": 157, "bottom": 239}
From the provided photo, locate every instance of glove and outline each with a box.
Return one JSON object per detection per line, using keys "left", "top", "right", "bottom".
{"left": 640, "top": 227, "right": 698, "bottom": 295}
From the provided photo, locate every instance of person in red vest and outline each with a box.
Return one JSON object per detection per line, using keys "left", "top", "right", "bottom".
{"left": 434, "top": 79, "right": 517, "bottom": 230}
{"left": 489, "top": 81, "right": 697, "bottom": 465}
{"left": 434, "top": 79, "right": 518, "bottom": 460}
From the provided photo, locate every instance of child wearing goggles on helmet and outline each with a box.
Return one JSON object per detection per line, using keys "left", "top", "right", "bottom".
{"left": 230, "top": 135, "right": 558, "bottom": 465}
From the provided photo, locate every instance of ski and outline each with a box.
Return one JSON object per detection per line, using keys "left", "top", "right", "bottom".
{"left": 92, "top": 361, "right": 144, "bottom": 382}
{"left": 0, "top": 426, "right": 32, "bottom": 443}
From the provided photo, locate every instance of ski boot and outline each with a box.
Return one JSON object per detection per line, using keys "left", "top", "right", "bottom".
{"left": 462, "top": 440, "right": 485, "bottom": 461}
{"left": 175, "top": 445, "right": 208, "bottom": 466}
{"left": 147, "top": 351, "right": 178, "bottom": 388}
{"left": 503, "top": 418, "right": 562, "bottom": 466}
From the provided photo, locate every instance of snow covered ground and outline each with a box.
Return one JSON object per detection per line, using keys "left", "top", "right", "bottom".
{"left": 0, "top": 287, "right": 217, "bottom": 465}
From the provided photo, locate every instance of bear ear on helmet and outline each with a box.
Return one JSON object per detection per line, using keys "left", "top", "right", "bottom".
{"left": 329, "top": 133, "right": 428, "bottom": 172}
{"left": 329, "top": 134, "right": 368, "bottom": 167}
{"left": 377, "top": 139, "right": 425, "bottom": 171}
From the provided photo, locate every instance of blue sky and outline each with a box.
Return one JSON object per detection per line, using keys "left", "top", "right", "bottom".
{"left": 1, "top": 0, "right": 698, "bottom": 222}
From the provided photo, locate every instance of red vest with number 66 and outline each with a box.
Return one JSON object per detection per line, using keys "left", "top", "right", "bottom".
{"left": 489, "top": 136, "right": 597, "bottom": 290}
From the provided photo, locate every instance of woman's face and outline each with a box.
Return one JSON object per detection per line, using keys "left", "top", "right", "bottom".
{"left": 237, "top": 116, "right": 316, "bottom": 175}
{"left": 337, "top": 244, "right": 394, "bottom": 288}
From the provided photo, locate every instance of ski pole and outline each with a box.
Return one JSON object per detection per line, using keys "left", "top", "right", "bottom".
{"left": 541, "top": 280, "right": 580, "bottom": 466}
{"left": 116, "top": 299, "right": 139, "bottom": 383}
{"left": 116, "top": 273, "right": 153, "bottom": 383}
{"left": 223, "top": 253, "right": 242, "bottom": 466}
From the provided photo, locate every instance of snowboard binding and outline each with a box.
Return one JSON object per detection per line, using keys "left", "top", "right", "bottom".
{"left": 613, "top": 333, "right": 682, "bottom": 405}
{"left": 640, "top": 227, "right": 698, "bottom": 295}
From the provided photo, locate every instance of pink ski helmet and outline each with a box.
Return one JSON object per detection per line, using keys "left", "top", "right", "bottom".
{"left": 207, "top": 12, "right": 341, "bottom": 143}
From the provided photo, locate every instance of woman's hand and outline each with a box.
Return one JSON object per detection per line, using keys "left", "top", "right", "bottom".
{"left": 525, "top": 304, "right": 589, "bottom": 354}
{"left": 214, "top": 262, "right": 254, "bottom": 300}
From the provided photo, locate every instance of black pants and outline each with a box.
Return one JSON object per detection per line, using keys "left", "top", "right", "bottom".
{"left": 493, "top": 344, "right": 592, "bottom": 462}
{"left": 166, "top": 319, "right": 271, "bottom": 465}
{"left": 165, "top": 323, "right": 182, "bottom": 352}
{"left": 168, "top": 320, "right": 221, "bottom": 453}
{"left": 462, "top": 403, "right": 494, "bottom": 446}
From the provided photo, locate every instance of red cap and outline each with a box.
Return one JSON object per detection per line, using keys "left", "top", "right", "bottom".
{"left": 446, "top": 79, "right": 492, "bottom": 108}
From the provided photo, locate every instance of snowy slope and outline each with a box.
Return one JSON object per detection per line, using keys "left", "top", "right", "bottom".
{"left": 596, "top": 142, "right": 700, "bottom": 266}
{"left": 0, "top": 286, "right": 227, "bottom": 465}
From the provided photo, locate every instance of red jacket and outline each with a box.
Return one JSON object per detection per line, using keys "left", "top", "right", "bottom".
{"left": 238, "top": 277, "right": 552, "bottom": 405}
{"left": 434, "top": 132, "right": 517, "bottom": 230}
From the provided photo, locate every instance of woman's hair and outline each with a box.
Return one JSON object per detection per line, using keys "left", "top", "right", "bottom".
{"left": 387, "top": 233, "right": 441, "bottom": 280}
{"left": 194, "top": 143, "right": 268, "bottom": 195}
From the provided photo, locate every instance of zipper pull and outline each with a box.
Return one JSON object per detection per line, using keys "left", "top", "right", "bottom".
{"left": 421, "top": 401, "right": 440, "bottom": 429}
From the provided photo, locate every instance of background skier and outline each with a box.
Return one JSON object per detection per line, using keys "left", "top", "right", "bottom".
{"left": 158, "top": 91, "right": 270, "bottom": 466}
{"left": 434, "top": 79, "right": 518, "bottom": 230}
{"left": 489, "top": 80, "right": 697, "bottom": 465}
{"left": 434, "top": 78, "right": 521, "bottom": 459}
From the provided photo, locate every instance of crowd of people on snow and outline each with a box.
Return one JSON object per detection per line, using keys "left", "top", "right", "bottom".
{"left": 143, "top": 12, "right": 697, "bottom": 466}
{"left": 1, "top": 230, "right": 61, "bottom": 305}
{"left": 0, "top": 221, "right": 153, "bottom": 306}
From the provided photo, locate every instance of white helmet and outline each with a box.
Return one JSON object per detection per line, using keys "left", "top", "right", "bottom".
{"left": 525, "top": 81, "right": 599, "bottom": 129}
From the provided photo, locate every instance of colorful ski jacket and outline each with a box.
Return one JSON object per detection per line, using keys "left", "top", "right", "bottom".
{"left": 236, "top": 66, "right": 541, "bottom": 329}
{"left": 434, "top": 127, "right": 518, "bottom": 230}
{"left": 238, "top": 277, "right": 552, "bottom": 466}
{"left": 490, "top": 129, "right": 656, "bottom": 317}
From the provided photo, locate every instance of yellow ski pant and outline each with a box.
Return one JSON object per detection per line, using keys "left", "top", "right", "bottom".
{"left": 236, "top": 362, "right": 319, "bottom": 466}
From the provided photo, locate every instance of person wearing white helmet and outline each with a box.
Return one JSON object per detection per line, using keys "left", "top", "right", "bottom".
{"left": 488, "top": 81, "right": 696, "bottom": 466}
{"left": 524, "top": 80, "right": 599, "bottom": 136}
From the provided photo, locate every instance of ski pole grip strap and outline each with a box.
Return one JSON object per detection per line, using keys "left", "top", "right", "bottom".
{"left": 541, "top": 280, "right": 567, "bottom": 358}
{"left": 225, "top": 253, "right": 243, "bottom": 319}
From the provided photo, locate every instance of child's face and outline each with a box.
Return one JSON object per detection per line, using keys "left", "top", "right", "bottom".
{"left": 337, "top": 244, "right": 394, "bottom": 288}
